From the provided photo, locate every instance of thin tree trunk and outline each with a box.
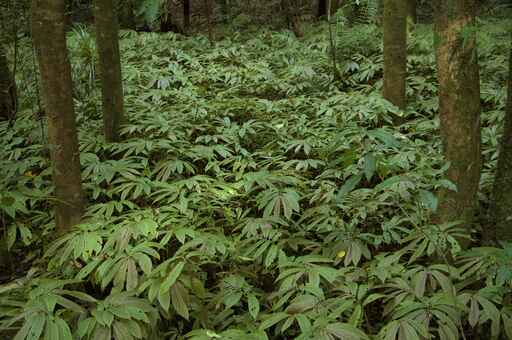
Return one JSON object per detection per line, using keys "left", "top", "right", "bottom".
{"left": 183, "top": 0, "right": 191, "bottom": 31}
{"left": 382, "top": 0, "right": 407, "bottom": 110}
{"left": 317, "top": 0, "right": 327, "bottom": 19}
{"left": 490, "top": 45, "right": 512, "bottom": 242}
{"left": 204, "top": 0, "right": 213, "bottom": 43}
{"left": 93, "top": 0, "right": 125, "bottom": 142}
{"left": 407, "top": 0, "right": 417, "bottom": 24}
{"left": 31, "top": 0, "right": 84, "bottom": 232}
{"left": 327, "top": 0, "right": 341, "bottom": 81}
{"left": 219, "top": 0, "right": 229, "bottom": 23}
{"left": 433, "top": 0, "right": 481, "bottom": 245}
{"left": 0, "top": 45, "right": 16, "bottom": 121}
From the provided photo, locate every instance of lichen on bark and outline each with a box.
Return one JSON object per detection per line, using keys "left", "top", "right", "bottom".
{"left": 433, "top": 0, "right": 482, "bottom": 245}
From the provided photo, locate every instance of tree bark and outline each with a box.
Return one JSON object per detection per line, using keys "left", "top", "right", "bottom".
{"left": 93, "top": 0, "right": 125, "bottom": 142}
{"left": 382, "top": 0, "right": 407, "bottom": 110}
{"left": 282, "top": 0, "right": 303, "bottom": 38}
{"left": 317, "top": 0, "right": 327, "bottom": 18}
{"left": 183, "top": 0, "right": 191, "bottom": 31}
{"left": 407, "top": 0, "right": 417, "bottom": 24}
{"left": 204, "top": 0, "right": 214, "bottom": 43}
{"left": 433, "top": 0, "right": 481, "bottom": 243}
{"left": 0, "top": 44, "right": 16, "bottom": 121}
{"left": 490, "top": 46, "right": 512, "bottom": 242}
{"left": 31, "top": 0, "right": 84, "bottom": 232}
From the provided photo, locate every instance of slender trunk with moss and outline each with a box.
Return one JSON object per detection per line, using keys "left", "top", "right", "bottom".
{"left": 31, "top": 0, "right": 84, "bottom": 232}
{"left": 183, "top": 0, "right": 191, "bottom": 31}
{"left": 407, "top": 0, "right": 417, "bottom": 24}
{"left": 433, "top": 0, "right": 481, "bottom": 243}
{"left": 93, "top": 0, "right": 125, "bottom": 142}
{"left": 0, "top": 45, "right": 16, "bottom": 121}
{"left": 490, "top": 46, "right": 512, "bottom": 242}
{"left": 382, "top": 0, "right": 407, "bottom": 110}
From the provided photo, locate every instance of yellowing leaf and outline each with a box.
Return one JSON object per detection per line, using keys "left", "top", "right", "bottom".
{"left": 337, "top": 250, "right": 346, "bottom": 258}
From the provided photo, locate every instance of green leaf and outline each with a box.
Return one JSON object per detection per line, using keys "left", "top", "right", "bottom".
{"left": 160, "top": 261, "right": 185, "bottom": 294}
{"left": 418, "top": 189, "right": 438, "bottom": 212}
{"left": 26, "top": 313, "right": 45, "bottom": 340}
{"left": 325, "top": 322, "right": 368, "bottom": 340}
{"left": 336, "top": 175, "right": 362, "bottom": 202}
{"left": 171, "top": 283, "right": 189, "bottom": 320}
{"left": 259, "top": 313, "right": 288, "bottom": 330}
{"left": 247, "top": 294, "right": 260, "bottom": 320}
{"left": 363, "top": 153, "right": 376, "bottom": 181}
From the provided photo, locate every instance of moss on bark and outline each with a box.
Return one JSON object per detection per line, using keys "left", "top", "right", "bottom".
{"left": 93, "top": 0, "right": 125, "bottom": 142}
{"left": 31, "top": 0, "right": 84, "bottom": 232}
{"left": 433, "top": 0, "right": 481, "bottom": 245}
{"left": 383, "top": 0, "right": 407, "bottom": 110}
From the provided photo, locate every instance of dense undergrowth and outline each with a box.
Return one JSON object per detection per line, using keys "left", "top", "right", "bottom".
{"left": 1, "top": 14, "right": 512, "bottom": 340}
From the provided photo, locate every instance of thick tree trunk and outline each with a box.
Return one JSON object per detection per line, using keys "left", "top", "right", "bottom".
{"left": 433, "top": 0, "right": 481, "bottom": 243}
{"left": 490, "top": 46, "right": 512, "bottom": 242}
{"left": 183, "top": 0, "right": 191, "bottom": 31}
{"left": 317, "top": 0, "right": 327, "bottom": 18}
{"left": 407, "top": 0, "right": 417, "bottom": 24}
{"left": 382, "top": 0, "right": 407, "bottom": 110}
{"left": 0, "top": 45, "right": 16, "bottom": 121}
{"left": 93, "top": 0, "right": 125, "bottom": 142}
{"left": 31, "top": 0, "right": 84, "bottom": 232}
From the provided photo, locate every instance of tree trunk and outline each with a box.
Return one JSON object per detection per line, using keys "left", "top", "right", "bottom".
{"left": 160, "top": 0, "right": 183, "bottom": 33}
{"left": 317, "top": 0, "right": 327, "bottom": 18}
{"left": 204, "top": 0, "right": 214, "bottom": 43}
{"left": 433, "top": 0, "right": 481, "bottom": 243}
{"left": 93, "top": 0, "right": 125, "bottom": 142}
{"left": 31, "top": 0, "right": 84, "bottom": 232}
{"left": 407, "top": 0, "right": 417, "bottom": 24}
{"left": 490, "top": 46, "right": 512, "bottom": 242}
{"left": 382, "top": 0, "right": 407, "bottom": 110}
{"left": 183, "top": 0, "right": 191, "bottom": 31}
{"left": 219, "top": 0, "right": 230, "bottom": 23}
{"left": 282, "top": 0, "right": 303, "bottom": 38}
{"left": 0, "top": 45, "right": 16, "bottom": 121}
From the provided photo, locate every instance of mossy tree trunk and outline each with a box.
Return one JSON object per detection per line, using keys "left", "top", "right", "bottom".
{"left": 93, "top": 0, "right": 125, "bottom": 142}
{"left": 407, "top": 0, "right": 417, "bottom": 24}
{"left": 490, "top": 46, "right": 512, "bottom": 242}
{"left": 31, "top": 0, "right": 84, "bottom": 232}
{"left": 0, "top": 45, "right": 16, "bottom": 121}
{"left": 382, "top": 0, "right": 407, "bottom": 110}
{"left": 433, "top": 0, "right": 481, "bottom": 243}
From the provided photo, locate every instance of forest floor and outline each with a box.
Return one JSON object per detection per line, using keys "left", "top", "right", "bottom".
{"left": 1, "top": 15, "right": 512, "bottom": 340}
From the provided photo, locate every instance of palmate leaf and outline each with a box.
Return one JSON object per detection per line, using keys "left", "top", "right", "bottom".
{"left": 258, "top": 188, "right": 301, "bottom": 220}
